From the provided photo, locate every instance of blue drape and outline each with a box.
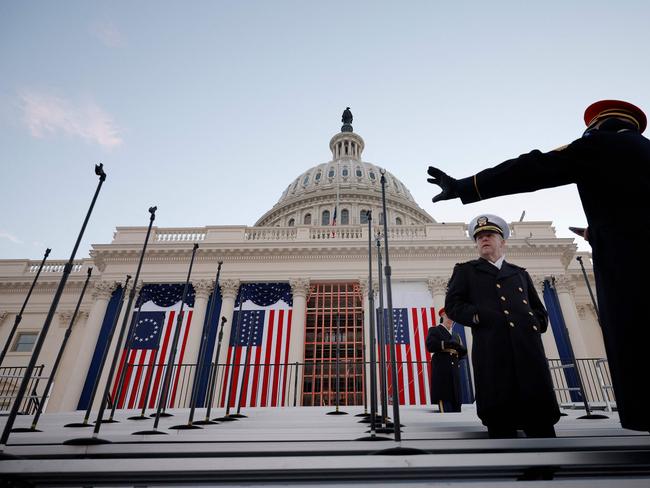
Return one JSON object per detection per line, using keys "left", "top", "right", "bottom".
{"left": 194, "top": 286, "right": 223, "bottom": 407}
{"left": 543, "top": 279, "right": 581, "bottom": 402}
{"left": 76, "top": 285, "right": 123, "bottom": 410}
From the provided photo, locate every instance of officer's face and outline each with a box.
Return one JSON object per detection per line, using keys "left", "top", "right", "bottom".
{"left": 475, "top": 231, "right": 505, "bottom": 261}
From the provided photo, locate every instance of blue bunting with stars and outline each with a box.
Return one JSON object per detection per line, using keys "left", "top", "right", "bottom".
{"left": 136, "top": 283, "right": 196, "bottom": 308}
{"left": 235, "top": 282, "right": 292, "bottom": 307}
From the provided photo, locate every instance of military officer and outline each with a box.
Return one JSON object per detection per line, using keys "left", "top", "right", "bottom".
{"left": 426, "top": 308, "right": 467, "bottom": 413}
{"left": 445, "top": 215, "right": 560, "bottom": 438}
{"left": 427, "top": 100, "right": 650, "bottom": 433}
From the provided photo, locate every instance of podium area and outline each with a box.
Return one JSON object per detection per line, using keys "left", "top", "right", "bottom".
{"left": 1, "top": 405, "right": 649, "bottom": 486}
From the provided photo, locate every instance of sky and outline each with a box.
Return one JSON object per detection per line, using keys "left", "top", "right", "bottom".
{"left": 1, "top": 0, "right": 648, "bottom": 260}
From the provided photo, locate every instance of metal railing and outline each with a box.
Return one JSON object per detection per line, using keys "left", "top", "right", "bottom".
{"left": 548, "top": 358, "right": 615, "bottom": 408}
{"left": 0, "top": 365, "right": 46, "bottom": 414}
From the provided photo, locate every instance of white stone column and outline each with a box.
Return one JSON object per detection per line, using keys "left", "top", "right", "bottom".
{"left": 59, "top": 281, "right": 117, "bottom": 411}
{"left": 530, "top": 275, "right": 561, "bottom": 360}
{"left": 288, "top": 278, "right": 310, "bottom": 405}
{"left": 214, "top": 279, "right": 240, "bottom": 366}
{"left": 427, "top": 276, "right": 447, "bottom": 316}
{"left": 555, "top": 275, "right": 589, "bottom": 359}
{"left": 186, "top": 280, "right": 212, "bottom": 365}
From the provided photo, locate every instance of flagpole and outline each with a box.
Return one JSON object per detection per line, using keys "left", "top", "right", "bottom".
{"left": 233, "top": 308, "right": 254, "bottom": 418}
{"left": 0, "top": 248, "right": 51, "bottom": 369}
{"left": 201, "top": 316, "right": 227, "bottom": 424}
{"left": 357, "top": 210, "right": 390, "bottom": 441}
{"left": 134, "top": 243, "right": 199, "bottom": 435}
{"left": 183, "top": 261, "right": 223, "bottom": 427}
{"left": 1, "top": 164, "right": 107, "bottom": 453}
{"left": 65, "top": 206, "right": 156, "bottom": 445}
{"left": 12, "top": 267, "right": 93, "bottom": 433}
{"left": 375, "top": 234, "right": 391, "bottom": 433}
{"left": 64, "top": 275, "right": 131, "bottom": 428}
{"left": 216, "top": 296, "right": 244, "bottom": 421}
{"left": 576, "top": 256, "right": 601, "bottom": 326}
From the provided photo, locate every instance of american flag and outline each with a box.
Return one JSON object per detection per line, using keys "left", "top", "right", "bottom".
{"left": 220, "top": 283, "right": 292, "bottom": 408}
{"left": 378, "top": 307, "right": 434, "bottom": 406}
{"left": 111, "top": 284, "right": 194, "bottom": 409}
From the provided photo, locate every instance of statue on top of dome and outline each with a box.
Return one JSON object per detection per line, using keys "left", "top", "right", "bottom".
{"left": 341, "top": 107, "right": 353, "bottom": 132}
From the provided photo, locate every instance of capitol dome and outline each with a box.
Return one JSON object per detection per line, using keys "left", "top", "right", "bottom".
{"left": 255, "top": 109, "right": 435, "bottom": 228}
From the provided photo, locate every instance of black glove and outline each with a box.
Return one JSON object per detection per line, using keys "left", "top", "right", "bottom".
{"left": 427, "top": 166, "right": 459, "bottom": 203}
{"left": 446, "top": 340, "right": 462, "bottom": 351}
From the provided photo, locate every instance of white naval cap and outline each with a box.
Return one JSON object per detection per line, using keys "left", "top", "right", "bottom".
{"left": 469, "top": 214, "right": 510, "bottom": 240}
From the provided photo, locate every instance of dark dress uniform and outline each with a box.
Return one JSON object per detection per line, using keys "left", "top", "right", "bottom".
{"left": 450, "top": 117, "right": 650, "bottom": 432}
{"left": 446, "top": 258, "right": 561, "bottom": 436}
{"left": 426, "top": 324, "right": 467, "bottom": 412}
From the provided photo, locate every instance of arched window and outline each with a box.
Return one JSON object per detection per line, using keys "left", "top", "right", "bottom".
{"left": 395, "top": 217, "right": 402, "bottom": 225}
{"left": 315, "top": 171, "right": 322, "bottom": 182}
{"left": 288, "top": 218, "right": 295, "bottom": 227}
{"left": 328, "top": 168, "right": 335, "bottom": 178}
{"left": 355, "top": 166, "right": 362, "bottom": 177}
{"left": 369, "top": 171, "right": 376, "bottom": 181}
{"left": 303, "top": 174, "right": 310, "bottom": 185}
{"left": 322, "top": 210, "right": 330, "bottom": 226}
{"left": 341, "top": 209, "right": 349, "bottom": 225}
{"left": 379, "top": 212, "right": 385, "bottom": 225}
{"left": 342, "top": 167, "right": 349, "bottom": 177}
{"left": 360, "top": 210, "right": 369, "bottom": 224}
{"left": 304, "top": 213, "right": 312, "bottom": 225}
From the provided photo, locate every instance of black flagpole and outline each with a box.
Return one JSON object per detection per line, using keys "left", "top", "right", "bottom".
{"left": 1, "top": 164, "right": 107, "bottom": 453}
{"left": 0, "top": 248, "right": 51, "bottom": 369}
{"left": 357, "top": 210, "right": 389, "bottom": 441}
{"left": 216, "top": 297, "right": 244, "bottom": 422}
{"left": 576, "top": 256, "right": 602, "bottom": 326}
{"left": 200, "top": 316, "right": 227, "bottom": 424}
{"left": 65, "top": 206, "right": 156, "bottom": 445}
{"left": 327, "top": 313, "right": 347, "bottom": 415}
{"left": 375, "top": 234, "right": 392, "bottom": 433}
{"left": 65, "top": 275, "right": 131, "bottom": 428}
{"left": 173, "top": 261, "right": 224, "bottom": 429}
{"left": 135, "top": 243, "right": 199, "bottom": 434}
{"left": 13, "top": 267, "right": 93, "bottom": 433}
{"left": 373, "top": 170, "right": 427, "bottom": 456}
{"left": 107, "top": 299, "right": 145, "bottom": 422}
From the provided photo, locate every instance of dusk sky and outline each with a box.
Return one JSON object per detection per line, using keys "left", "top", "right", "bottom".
{"left": 2, "top": 1, "right": 648, "bottom": 259}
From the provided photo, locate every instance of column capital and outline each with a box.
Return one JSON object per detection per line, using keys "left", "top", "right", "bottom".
{"left": 529, "top": 274, "right": 547, "bottom": 295}
{"left": 92, "top": 281, "right": 118, "bottom": 300}
{"left": 58, "top": 310, "right": 87, "bottom": 328}
{"left": 0, "top": 310, "right": 8, "bottom": 325}
{"left": 554, "top": 275, "right": 576, "bottom": 294}
{"left": 193, "top": 279, "right": 214, "bottom": 300}
{"left": 427, "top": 276, "right": 448, "bottom": 297}
{"left": 357, "top": 278, "right": 368, "bottom": 298}
{"left": 220, "top": 279, "right": 241, "bottom": 300}
{"left": 289, "top": 278, "right": 311, "bottom": 298}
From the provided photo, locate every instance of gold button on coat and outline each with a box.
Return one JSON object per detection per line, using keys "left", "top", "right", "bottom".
{"left": 496, "top": 284, "right": 501, "bottom": 288}
{"left": 532, "top": 325, "right": 538, "bottom": 331}
{"left": 509, "top": 322, "right": 515, "bottom": 327}
{"left": 518, "top": 287, "right": 523, "bottom": 292}
{"left": 522, "top": 299, "right": 528, "bottom": 304}
{"left": 504, "top": 310, "right": 510, "bottom": 315}
{"left": 501, "top": 296, "right": 506, "bottom": 301}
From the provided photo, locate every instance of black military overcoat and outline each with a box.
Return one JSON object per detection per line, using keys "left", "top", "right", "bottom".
{"left": 454, "top": 128, "right": 650, "bottom": 431}
{"left": 425, "top": 325, "right": 467, "bottom": 404}
{"left": 445, "top": 258, "right": 560, "bottom": 428}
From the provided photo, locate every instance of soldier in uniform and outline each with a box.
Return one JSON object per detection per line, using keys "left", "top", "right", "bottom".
{"left": 445, "top": 215, "right": 560, "bottom": 438}
{"left": 426, "top": 308, "right": 467, "bottom": 413}
{"left": 427, "top": 100, "right": 650, "bottom": 433}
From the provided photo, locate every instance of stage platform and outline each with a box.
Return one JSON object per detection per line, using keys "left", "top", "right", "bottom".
{"left": 1, "top": 405, "right": 649, "bottom": 486}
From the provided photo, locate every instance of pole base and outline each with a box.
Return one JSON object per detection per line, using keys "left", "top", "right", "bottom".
{"left": 169, "top": 424, "right": 203, "bottom": 430}
{"left": 578, "top": 414, "right": 609, "bottom": 419}
{"left": 371, "top": 446, "right": 428, "bottom": 455}
{"left": 192, "top": 419, "right": 219, "bottom": 425}
{"left": 358, "top": 414, "right": 383, "bottom": 424}
{"left": 374, "top": 426, "right": 398, "bottom": 434}
{"left": 355, "top": 412, "right": 370, "bottom": 417}
{"left": 63, "top": 437, "right": 112, "bottom": 445}
{"left": 95, "top": 418, "right": 119, "bottom": 424}
{"left": 64, "top": 422, "right": 92, "bottom": 428}
{"left": 355, "top": 434, "right": 392, "bottom": 441}
{"left": 10, "top": 427, "right": 41, "bottom": 433}
{"left": 326, "top": 410, "right": 348, "bottom": 415}
{"left": 150, "top": 412, "right": 173, "bottom": 418}
{"left": 228, "top": 413, "right": 247, "bottom": 418}
{"left": 213, "top": 416, "right": 238, "bottom": 422}
{"left": 127, "top": 415, "right": 150, "bottom": 421}
{"left": 132, "top": 429, "right": 167, "bottom": 435}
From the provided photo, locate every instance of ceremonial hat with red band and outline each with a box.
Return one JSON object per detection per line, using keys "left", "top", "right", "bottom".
{"left": 584, "top": 100, "right": 647, "bottom": 133}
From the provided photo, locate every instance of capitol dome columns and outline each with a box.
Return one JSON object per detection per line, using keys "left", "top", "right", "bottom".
{"left": 214, "top": 279, "right": 240, "bottom": 366}
{"left": 186, "top": 280, "right": 213, "bottom": 366}
{"left": 60, "top": 280, "right": 118, "bottom": 411}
